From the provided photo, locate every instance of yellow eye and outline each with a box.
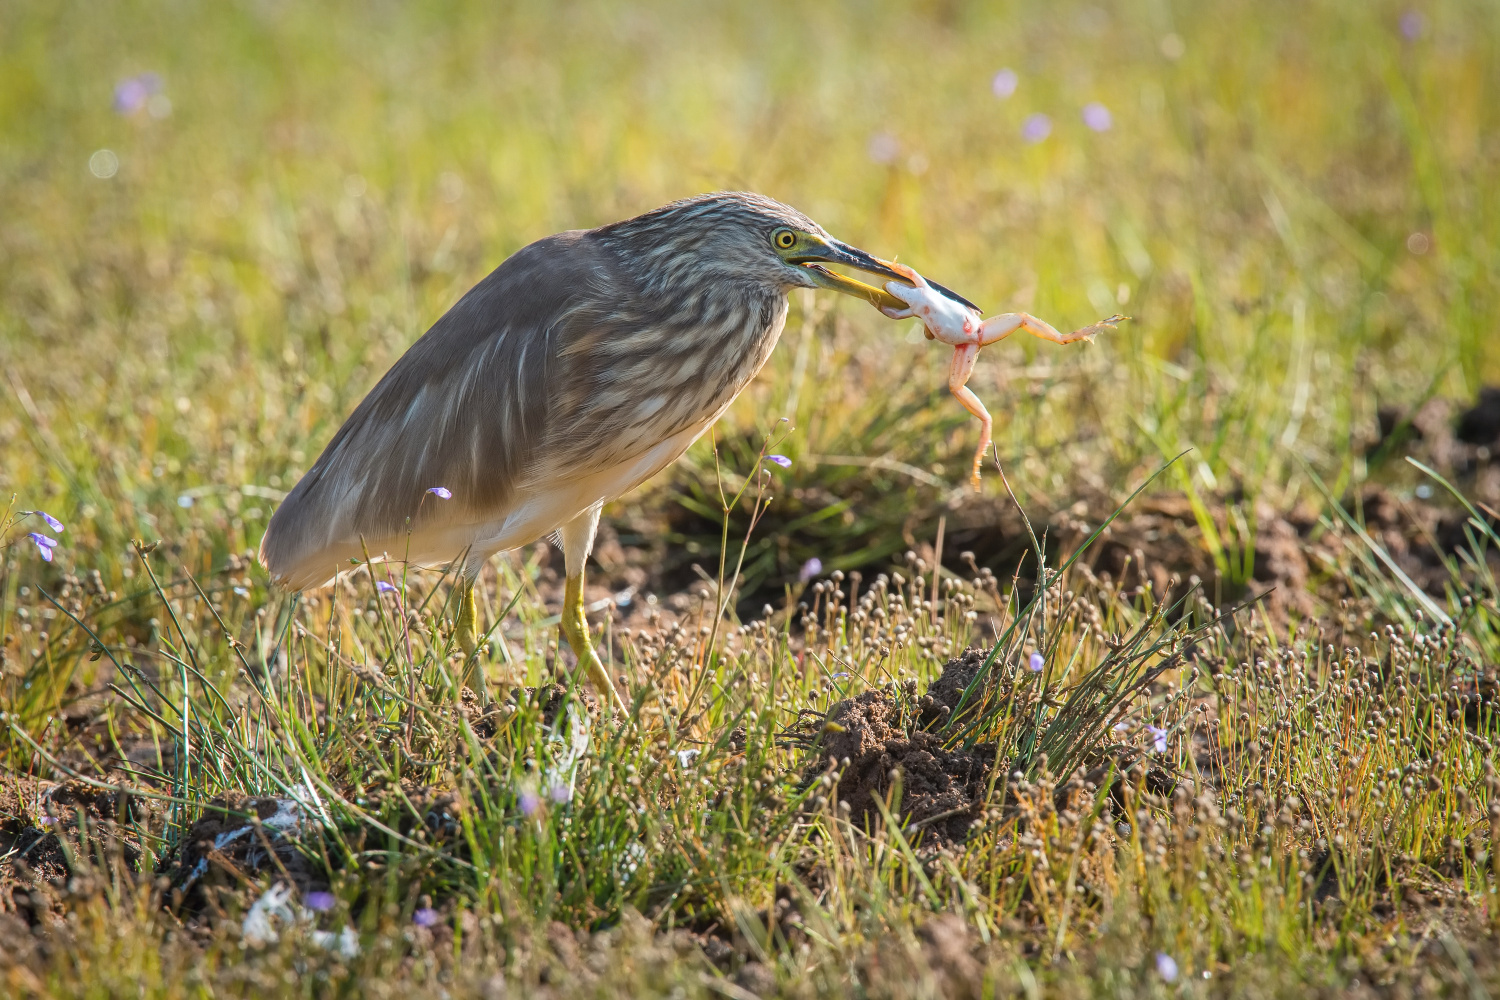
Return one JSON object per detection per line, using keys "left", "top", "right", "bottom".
{"left": 774, "top": 230, "right": 797, "bottom": 249}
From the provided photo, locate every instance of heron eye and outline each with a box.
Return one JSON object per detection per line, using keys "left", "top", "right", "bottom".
{"left": 774, "top": 230, "right": 797, "bottom": 250}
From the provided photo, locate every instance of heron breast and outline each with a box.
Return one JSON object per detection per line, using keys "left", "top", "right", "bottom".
{"left": 554, "top": 295, "right": 787, "bottom": 473}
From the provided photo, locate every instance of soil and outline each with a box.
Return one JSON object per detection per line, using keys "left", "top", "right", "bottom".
{"left": 916, "top": 647, "right": 991, "bottom": 730}
{"left": 0, "top": 781, "right": 145, "bottom": 923}
{"left": 468, "top": 681, "right": 594, "bottom": 739}
{"left": 1455, "top": 387, "right": 1500, "bottom": 446}
{"left": 812, "top": 650, "right": 1169, "bottom": 848}
{"left": 1047, "top": 493, "right": 1322, "bottom": 617}
{"left": 166, "top": 781, "right": 478, "bottom": 914}
{"left": 917, "top": 913, "right": 984, "bottom": 1000}
{"left": 154, "top": 680, "right": 588, "bottom": 916}
{"left": 528, "top": 682, "right": 596, "bottom": 727}
{"left": 170, "top": 795, "right": 327, "bottom": 909}
{"left": 1354, "top": 485, "right": 1500, "bottom": 596}
{"left": 818, "top": 654, "right": 998, "bottom": 846}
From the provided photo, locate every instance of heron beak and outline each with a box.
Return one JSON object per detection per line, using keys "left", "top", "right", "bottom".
{"left": 795, "top": 239, "right": 982, "bottom": 313}
{"left": 793, "top": 238, "right": 911, "bottom": 311}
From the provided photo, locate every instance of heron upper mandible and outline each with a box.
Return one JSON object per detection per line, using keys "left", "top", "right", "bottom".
{"left": 259, "top": 191, "right": 935, "bottom": 712}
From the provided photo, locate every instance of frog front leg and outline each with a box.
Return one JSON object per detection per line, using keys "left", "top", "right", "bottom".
{"left": 947, "top": 342, "right": 992, "bottom": 491}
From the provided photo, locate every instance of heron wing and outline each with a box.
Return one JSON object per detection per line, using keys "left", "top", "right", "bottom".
{"left": 259, "top": 230, "right": 621, "bottom": 589}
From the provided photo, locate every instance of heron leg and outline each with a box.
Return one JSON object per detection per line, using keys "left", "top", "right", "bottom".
{"left": 559, "top": 504, "right": 628, "bottom": 714}
{"left": 454, "top": 581, "right": 491, "bottom": 705}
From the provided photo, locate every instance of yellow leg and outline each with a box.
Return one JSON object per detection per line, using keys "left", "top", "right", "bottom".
{"left": 454, "top": 583, "right": 490, "bottom": 705}
{"left": 560, "top": 569, "right": 627, "bottom": 714}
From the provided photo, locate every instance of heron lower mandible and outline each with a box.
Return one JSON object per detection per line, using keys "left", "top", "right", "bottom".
{"left": 259, "top": 192, "right": 959, "bottom": 712}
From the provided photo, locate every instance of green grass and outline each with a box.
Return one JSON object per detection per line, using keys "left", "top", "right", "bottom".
{"left": 3, "top": 0, "right": 1500, "bottom": 996}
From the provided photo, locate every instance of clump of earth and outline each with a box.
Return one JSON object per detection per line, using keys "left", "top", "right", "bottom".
{"left": 171, "top": 794, "right": 328, "bottom": 909}
{"left": 1, "top": 781, "right": 147, "bottom": 924}
{"left": 816, "top": 649, "right": 998, "bottom": 845}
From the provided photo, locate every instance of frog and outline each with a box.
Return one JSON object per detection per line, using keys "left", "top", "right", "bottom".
{"left": 879, "top": 260, "right": 1125, "bottom": 489}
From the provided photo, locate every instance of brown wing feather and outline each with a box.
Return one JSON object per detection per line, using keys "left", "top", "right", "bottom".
{"left": 259, "top": 230, "right": 622, "bottom": 589}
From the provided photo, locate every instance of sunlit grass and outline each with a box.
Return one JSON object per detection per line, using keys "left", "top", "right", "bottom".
{"left": 3, "top": 0, "right": 1500, "bottom": 996}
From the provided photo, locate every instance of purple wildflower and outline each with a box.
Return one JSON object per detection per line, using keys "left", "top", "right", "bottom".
{"left": 34, "top": 511, "right": 64, "bottom": 533}
{"left": 1399, "top": 10, "right": 1424, "bottom": 40}
{"left": 426, "top": 486, "right": 452, "bottom": 499}
{"left": 549, "top": 782, "right": 572, "bottom": 805}
{"left": 376, "top": 581, "right": 398, "bottom": 594}
{"left": 412, "top": 908, "right": 440, "bottom": 928}
{"left": 991, "top": 68, "right": 1018, "bottom": 99}
{"left": 764, "top": 454, "right": 792, "bottom": 469}
{"left": 1147, "top": 724, "right": 1168, "bottom": 753}
{"left": 519, "top": 789, "right": 541, "bottom": 817}
{"left": 831, "top": 672, "right": 850, "bottom": 680}
{"left": 798, "top": 557, "right": 822, "bottom": 583}
{"left": 1028, "top": 652, "right": 1045, "bottom": 672}
{"left": 1082, "top": 102, "right": 1113, "bottom": 132}
{"left": 1021, "top": 113, "right": 1052, "bottom": 144}
{"left": 112, "top": 73, "right": 162, "bottom": 115}
{"left": 28, "top": 533, "right": 58, "bottom": 562}
{"left": 1155, "top": 952, "right": 1179, "bottom": 982}
{"left": 305, "top": 891, "right": 336, "bottom": 912}
{"left": 867, "top": 132, "right": 900, "bottom": 165}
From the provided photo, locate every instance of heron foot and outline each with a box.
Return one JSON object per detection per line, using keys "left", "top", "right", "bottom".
{"left": 454, "top": 583, "right": 490, "bottom": 706}
{"left": 560, "top": 571, "right": 627, "bottom": 715}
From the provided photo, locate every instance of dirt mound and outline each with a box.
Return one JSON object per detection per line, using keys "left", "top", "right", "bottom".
{"left": 821, "top": 690, "right": 903, "bottom": 764}
{"left": 1456, "top": 387, "right": 1500, "bottom": 446}
{"left": 471, "top": 682, "right": 596, "bottom": 739}
{"left": 171, "top": 795, "right": 326, "bottom": 908}
{"left": 530, "top": 682, "right": 595, "bottom": 726}
{"left": 819, "top": 655, "right": 997, "bottom": 846}
{"left": 169, "top": 784, "right": 469, "bottom": 912}
{"left": 940, "top": 492, "right": 1322, "bottom": 619}
{"left": 1, "top": 781, "right": 145, "bottom": 923}
{"left": 1357, "top": 486, "right": 1500, "bottom": 595}
{"left": 917, "top": 647, "right": 991, "bottom": 729}
{"left": 1370, "top": 390, "right": 1500, "bottom": 493}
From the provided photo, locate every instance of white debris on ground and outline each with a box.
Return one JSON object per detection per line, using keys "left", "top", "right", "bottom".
{"left": 241, "top": 882, "right": 360, "bottom": 957}
{"left": 312, "top": 924, "right": 362, "bottom": 958}
{"left": 228, "top": 787, "right": 359, "bottom": 957}
{"left": 241, "top": 883, "right": 296, "bottom": 947}
{"left": 259, "top": 797, "right": 302, "bottom": 831}
{"left": 540, "top": 702, "right": 591, "bottom": 804}
{"left": 183, "top": 782, "right": 329, "bottom": 887}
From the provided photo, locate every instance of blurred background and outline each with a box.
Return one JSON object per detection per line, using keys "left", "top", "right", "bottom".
{"left": 1, "top": 0, "right": 1497, "bottom": 604}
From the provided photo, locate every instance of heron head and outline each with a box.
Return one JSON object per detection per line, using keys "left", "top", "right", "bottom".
{"left": 601, "top": 191, "right": 977, "bottom": 312}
